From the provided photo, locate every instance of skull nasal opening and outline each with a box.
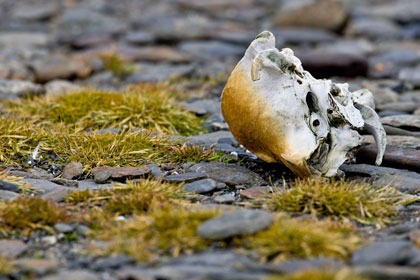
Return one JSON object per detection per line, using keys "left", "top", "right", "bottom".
{"left": 306, "top": 92, "right": 319, "bottom": 113}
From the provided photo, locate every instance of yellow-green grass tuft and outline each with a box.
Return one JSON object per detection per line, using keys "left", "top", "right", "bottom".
{"left": 268, "top": 178, "right": 415, "bottom": 227}
{"left": 65, "top": 180, "right": 184, "bottom": 215}
{"left": 0, "top": 257, "right": 14, "bottom": 275}
{"left": 266, "top": 269, "right": 368, "bottom": 280}
{"left": 236, "top": 214, "right": 361, "bottom": 263}
{"left": 167, "top": 144, "right": 230, "bottom": 164}
{"left": 7, "top": 84, "right": 204, "bottom": 135}
{"left": 93, "top": 206, "right": 220, "bottom": 262}
{"left": 100, "top": 53, "right": 134, "bottom": 77}
{"left": 0, "top": 197, "right": 68, "bottom": 236}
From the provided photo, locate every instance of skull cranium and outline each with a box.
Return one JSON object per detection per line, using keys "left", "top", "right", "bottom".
{"left": 221, "top": 31, "right": 386, "bottom": 177}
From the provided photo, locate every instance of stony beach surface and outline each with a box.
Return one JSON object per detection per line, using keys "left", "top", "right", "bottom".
{"left": 1, "top": 0, "right": 420, "bottom": 279}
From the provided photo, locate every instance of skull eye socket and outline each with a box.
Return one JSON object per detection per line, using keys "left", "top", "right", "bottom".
{"left": 313, "top": 119, "right": 320, "bottom": 127}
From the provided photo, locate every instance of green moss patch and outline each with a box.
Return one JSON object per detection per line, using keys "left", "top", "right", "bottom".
{"left": 0, "top": 197, "right": 68, "bottom": 236}
{"left": 266, "top": 269, "right": 367, "bottom": 280}
{"left": 7, "top": 84, "right": 204, "bottom": 135}
{"left": 236, "top": 214, "right": 361, "bottom": 262}
{"left": 268, "top": 178, "right": 416, "bottom": 227}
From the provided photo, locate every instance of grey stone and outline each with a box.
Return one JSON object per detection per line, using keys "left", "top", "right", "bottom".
{"left": 15, "top": 259, "right": 59, "bottom": 276}
{"left": 179, "top": 40, "right": 245, "bottom": 59}
{"left": 126, "top": 63, "right": 195, "bottom": 83}
{"left": 27, "top": 167, "right": 54, "bottom": 180}
{"left": 0, "top": 239, "right": 28, "bottom": 258}
{"left": 297, "top": 49, "right": 368, "bottom": 78}
{"left": 78, "top": 179, "right": 113, "bottom": 190}
{"left": 340, "top": 164, "right": 420, "bottom": 180}
{"left": 41, "top": 188, "right": 71, "bottom": 202}
{"left": 162, "top": 172, "right": 208, "bottom": 183}
{"left": 125, "top": 31, "right": 155, "bottom": 45}
{"left": 377, "top": 102, "right": 419, "bottom": 113}
{"left": 383, "top": 125, "right": 420, "bottom": 137}
{"left": 54, "top": 223, "right": 75, "bottom": 233}
{"left": 93, "top": 256, "right": 134, "bottom": 271}
{"left": 382, "top": 115, "right": 420, "bottom": 129}
{"left": 22, "top": 178, "right": 68, "bottom": 193}
{"left": 40, "top": 270, "right": 98, "bottom": 280}
{"left": 62, "top": 162, "right": 83, "bottom": 180}
{"left": 50, "top": 178, "right": 79, "bottom": 188}
{"left": 0, "top": 32, "right": 49, "bottom": 47}
{"left": 213, "top": 193, "right": 236, "bottom": 204}
{"left": 147, "top": 164, "right": 165, "bottom": 179}
{"left": 352, "top": 265, "right": 420, "bottom": 280}
{"left": 94, "top": 171, "right": 112, "bottom": 184}
{"left": 0, "top": 190, "right": 18, "bottom": 201}
{"left": 92, "top": 166, "right": 151, "bottom": 180}
{"left": 166, "top": 251, "right": 254, "bottom": 267}
{"left": 197, "top": 209, "right": 273, "bottom": 239}
{"left": 13, "top": 2, "right": 60, "bottom": 21}
{"left": 266, "top": 258, "right": 344, "bottom": 274}
{"left": 189, "top": 162, "right": 266, "bottom": 185}
{"left": 182, "top": 179, "right": 217, "bottom": 194}
{"left": 0, "top": 79, "right": 44, "bottom": 100}
{"left": 272, "top": 27, "right": 337, "bottom": 45}
{"left": 0, "top": 180, "right": 19, "bottom": 192}
{"left": 399, "top": 66, "right": 420, "bottom": 88}
{"left": 187, "top": 131, "right": 234, "bottom": 146}
{"left": 347, "top": 18, "right": 401, "bottom": 40}
{"left": 45, "top": 80, "right": 81, "bottom": 95}
{"left": 183, "top": 98, "right": 221, "bottom": 116}
{"left": 373, "top": 175, "right": 420, "bottom": 194}
{"left": 351, "top": 241, "right": 413, "bottom": 265}
{"left": 32, "top": 55, "right": 92, "bottom": 83}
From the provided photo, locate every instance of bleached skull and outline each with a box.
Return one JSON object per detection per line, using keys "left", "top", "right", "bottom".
{"left": 221, "top": 31, "right": 386, "bottom": 177}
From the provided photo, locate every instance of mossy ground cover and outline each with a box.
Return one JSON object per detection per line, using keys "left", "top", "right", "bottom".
{"left": 267, "top": 178, "right": 417, "bottom": 227}
{"left": 0, "top": 83, "right": 228, "bottom": 170}
{"left": 266, "top": 269, "right": 367, "bottom": 280}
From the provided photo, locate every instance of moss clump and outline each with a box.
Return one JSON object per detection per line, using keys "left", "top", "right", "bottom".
{"left": 65, "top": 180, "right": 183, "bottom": 215}
{"left": 7, "top": 84, "right": 204, "bottom": 135}
{"left": 93, "top": 206, "right": 219, "bottom": 262}
{"left": 0, "top": 197, "right": 68, "bottom": 236}
{"left": 266, "top": 269, "right": 367, "bottom": 280}
{"left": 167, "top": 144, "right": 230, "bottom": 164}
{"left": 100, "top": 53, "right": 134, "bottom": 77}
{"left": 0, "top": 117, "right": 47, "bottom": 166}
{"left": 269, "top": 178, "right": 414, "bottom": 227}
{"left": 236, "top": 214, "right": 361, "bottom": 262}
{"left": 0, "top": 257, "right": 14, "bottom": 275}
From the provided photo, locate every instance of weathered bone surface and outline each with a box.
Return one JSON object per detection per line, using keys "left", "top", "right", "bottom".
{"left": 221, "top": 31, "right": 386, "bottom": 177}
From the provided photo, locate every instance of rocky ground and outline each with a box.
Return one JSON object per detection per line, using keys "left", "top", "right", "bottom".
{"left": 1, "top": 0, "right": 420, "bottom": 279}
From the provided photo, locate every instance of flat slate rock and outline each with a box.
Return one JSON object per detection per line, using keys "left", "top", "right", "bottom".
{"left": 91, "top": 166, "right": 151, "bottom": 180}
{"left": 162, "top": 172, "right": 208, "bottom": 183}
{"left": 189, "top": 162, "right": 266, "bottom": 185}
{"left": 197, "top": 209, "right": 273, "bottom": 239}
{"left": 41, "top": 270, "right": 99, "bottom": 280}
{"left": 340, "top": 164, "right": 420, "bottom": 180}
{"left": 0, "top": 239, "right": 28, "bottom": 258}
{"left": 0, "top": 180, "right": 20, "bottom": 192}
{"left": 213, "top": 193, "right": 236, "bottom": 204}
{"left": 266, "top": 258, "right": 344, "bottom": 274}
{"left": 182, "top": 178, "right": 217, "bottom": 194}
{"left": 351, "top": 241, "right": 413, "bottom": 265}
{"left": 352, "top": 265, "right": 420, "bottom": 280}
{"left": 357, "top": 143, "right": 420, "bottom": 172}
{"left": 381, "top": 115, "right": 420, "bottom": 130}
{"left": 0, "top": 190, "right": 19, "bottom": 201}
{"left": 187, "top": 131, "right": 234, "bottom": 146}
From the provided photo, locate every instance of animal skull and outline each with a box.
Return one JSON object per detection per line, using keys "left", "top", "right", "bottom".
{"left": 221, "top": 31, "right": 386, "bottom": 177}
